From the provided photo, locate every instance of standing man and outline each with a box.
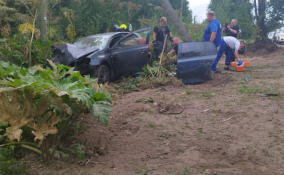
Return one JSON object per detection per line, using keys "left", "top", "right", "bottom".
{"left": 223, "top": 19, "right": 240, "bottom": 38}
{"left": 211, "top": 36, "right": 246, "bottom": 72}
{"left": 202, "top": 11, "right": 222, "bottom": 47}
{"left": 153, "top": 17, "right": 173, "bottom": 60}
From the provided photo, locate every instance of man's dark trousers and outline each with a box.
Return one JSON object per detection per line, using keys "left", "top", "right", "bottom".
{"left": 211, "top": 39, "right": 235, "bottom": 72}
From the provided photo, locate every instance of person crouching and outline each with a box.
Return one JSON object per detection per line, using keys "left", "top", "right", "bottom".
{"left": 168, "top": 37, "right": 180, "bottom": 55}
{"left": 167, "top": 37, "right": 180, "bottom": 65}
{"left": 211, "top": 36, "right": 246, "bottom": 72}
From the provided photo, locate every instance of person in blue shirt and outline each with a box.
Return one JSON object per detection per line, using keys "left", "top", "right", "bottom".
{"left": 202, "top": 11, "right": 222, "bottom": 47}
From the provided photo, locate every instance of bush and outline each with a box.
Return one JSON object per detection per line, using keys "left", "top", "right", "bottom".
{"left": 0, "top": 34, "right": 52, "bottom": 67}
{"left": 0, "top": 60, "right": 112, "bottom": 158}
{"left": 0, "top": 147, "right": 27, "bottom": 175}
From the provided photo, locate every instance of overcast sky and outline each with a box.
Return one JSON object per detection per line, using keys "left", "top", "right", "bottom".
{"left": 187, "top": 0, "right": 211, "bottom": 23}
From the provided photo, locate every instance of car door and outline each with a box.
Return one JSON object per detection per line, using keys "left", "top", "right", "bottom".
{"left": 111, "top": 27, "right": 151, "bottom": 77}
{"left": 177, "top": 42, "right": 217, "bottom": 84}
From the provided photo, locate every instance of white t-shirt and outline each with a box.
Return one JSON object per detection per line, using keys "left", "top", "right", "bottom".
{"left": 223, "top": 36, "right": 240, "bottom": 50}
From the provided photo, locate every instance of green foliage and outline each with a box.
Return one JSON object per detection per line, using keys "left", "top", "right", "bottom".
{"left": 177, "top": 166, "right": 191, "bottom": 175}
{"left": 114, "top": 77, "right": 140, "bottom": 94}
{"left": 202, "top": 90, "right": 214, "bottom": 99}
{"left": 0, "top": 60, "right": 111, "bottom": 148}
{"left": 0, "top": 0, "right": 38, "bottom": 37}
{"left": 141, "top": 61, "right": 167, "bottom": 79}
{"left": 237, "top": 84, "right": 280, "bottom": 95}
{"left": 0, "top": 34, "right": 52, "bottom": 67}
{"left": 267, "top": 0, "right": 284, "bottom": 31}
{"left": 209, "top": 0, "right": 255, "bottom": 39}
{"left": 1, "top": 0, "right": 194, "bottom": 42}
{"left": 209, "top": 0, "right": 284, "bottom": 40}
{"left": 0, "top": 121, "right": 27, "bottom": 175}
{"left": 186, "top": 23, "right": 206, "bottom": 41}
{"left": 73, "top": 143, "right": 86, "bottom": 160}
{"left": 0, "top": 147, "right": 27, "bottom": 175}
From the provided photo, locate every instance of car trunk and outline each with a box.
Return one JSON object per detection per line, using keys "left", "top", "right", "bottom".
{"left": 177, "top": 42, "right": 217, "bottom": 84}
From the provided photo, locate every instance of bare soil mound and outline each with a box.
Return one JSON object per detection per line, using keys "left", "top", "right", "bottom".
{"left": 247, "top": 40, "right": 278, "bottom": 56}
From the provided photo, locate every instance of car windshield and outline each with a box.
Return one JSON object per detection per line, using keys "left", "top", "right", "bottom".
{"left": 74, "top": 35, "right": 110, "bottom": 49}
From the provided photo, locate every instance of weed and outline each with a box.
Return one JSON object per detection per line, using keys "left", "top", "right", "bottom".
{"left": 114, "top": 77, "right": 139, "bottom": 94}
{"left": 238, "top": 85, "right": 263, "bottom": 94}
{"left": 177, "top": 166, "right": 191, "bottom": 175}
{"left": 238, "top": 84, "right": 280, "bottom": 96}
{"left": 202, "top": 90, "right": 214, "bottom": 99}
{"left": 137, "top": 117, "right": 143, "bottom": 121}
{"left": 148, "top": 122, "right": 156, "bottom": 128}
{"left": 262, "top": 149, "right": 270, "bottom": 157}
{"left": 73, "top": 143, "right": 86, "bottom": 160}
{"left": 185, "top": 88, "right": 192, "bottom": 95}
{"left": 142, "top": 170, "right": 148, "bottom": 175}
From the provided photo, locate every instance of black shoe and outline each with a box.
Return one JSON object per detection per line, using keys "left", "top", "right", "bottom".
{"left": 224, "top": 65, "right": 230, "bottom": 71}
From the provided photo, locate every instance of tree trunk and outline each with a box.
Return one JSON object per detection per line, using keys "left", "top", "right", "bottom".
{"left": 256, "top": 0, "right": 267, "bottom": 40}
{"left": 38, "top": 0, "right": 48, "bottom": 40}
{"left": 158, "top": 0, "right": 192, "bottom": 42}
{"left": 253, "top": 0, "right": 258, "bottom": 19}
{"left": 181, "top": 0, "right": 184, "bottom": 17}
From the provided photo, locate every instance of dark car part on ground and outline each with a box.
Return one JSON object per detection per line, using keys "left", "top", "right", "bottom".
{"left": 177, "top": 42, "right": 217, "bottom": 84}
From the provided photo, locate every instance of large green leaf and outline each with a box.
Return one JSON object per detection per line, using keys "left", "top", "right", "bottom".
{"left": 92, "top": 101, "right": 112, "bottom": 125}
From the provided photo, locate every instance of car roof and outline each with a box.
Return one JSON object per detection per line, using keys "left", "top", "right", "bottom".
{"left": 73, "top": 32, "right": 130, "bottom": 44}
{"left": 87, "top": 32, "right": 129, "bottom": 38}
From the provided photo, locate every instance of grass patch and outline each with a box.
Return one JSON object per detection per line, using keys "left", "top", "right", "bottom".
{"left": 177, "top": 166, "right": 191, "bottom": 175}
{"left": 114, "top": 77, "right": 139, "bottom": 94}
{"left": 201, "top": 90, "right": 214, "bottom": 99}
{"left": 139, "top": 76, "right": 183, "bottom": 89}
{"left": 147, "top": 122, "right": 156, "bottom": 128}
{"left": 238, "top": 84, "right": 280, "bottom": 95}
{"left": 262, "top": 149, "right": 270, "bottom": 157}
{"left": 141, "top": 170, "right": 148, "bottom": 175}
{"left": 238, "top": 85, "right": 264, "bottom": 94}
{"left": 185, "top": 88, "right": 192, "bottom": 95}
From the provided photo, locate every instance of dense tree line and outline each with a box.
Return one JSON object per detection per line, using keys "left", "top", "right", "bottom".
{"left": 0, "top": 0, "right": 192, "bottom": 41}
{"left": 209, "top": 0, "right": 284, "bottom": 40}
{"left": 1, "top": 0, "right": 283, "bottom": 43}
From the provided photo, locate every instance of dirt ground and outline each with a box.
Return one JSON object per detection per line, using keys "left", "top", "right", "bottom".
{"left": 29, "top": 47, "right": 284, "bottom": 175}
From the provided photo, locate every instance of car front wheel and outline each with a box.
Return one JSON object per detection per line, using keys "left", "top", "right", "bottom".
{"left": 98, "top": 64, "right": 110, "bottom": 84}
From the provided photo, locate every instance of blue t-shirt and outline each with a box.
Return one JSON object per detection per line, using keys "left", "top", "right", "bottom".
{"left": 202, "top": 19, "right": 222, "bottom": 47}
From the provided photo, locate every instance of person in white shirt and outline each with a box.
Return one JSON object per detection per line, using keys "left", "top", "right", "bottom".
{"left": 211, "top": 36, "right": 246, "bottom": 72}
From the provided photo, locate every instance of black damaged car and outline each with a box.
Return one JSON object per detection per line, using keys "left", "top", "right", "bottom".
{"left": 52, "top": 27, "right": 151, "bottom": 83}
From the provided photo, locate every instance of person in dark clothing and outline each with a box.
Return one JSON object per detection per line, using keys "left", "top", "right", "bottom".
{"left": 167, "top": 37, "right": 180, "bottom": 65}
{"left": 168, "top": 37, "right": 180, "bottom": 55}
{"left": 223, "top": 19, "right": 240, "bottom": 38}
{"left": 152, "top": 17, "right": 173, "bottom": 60}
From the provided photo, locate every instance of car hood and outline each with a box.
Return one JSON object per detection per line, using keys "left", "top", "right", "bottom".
{"left": 53, "top": 43, "right": 100, "bottom": 65}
